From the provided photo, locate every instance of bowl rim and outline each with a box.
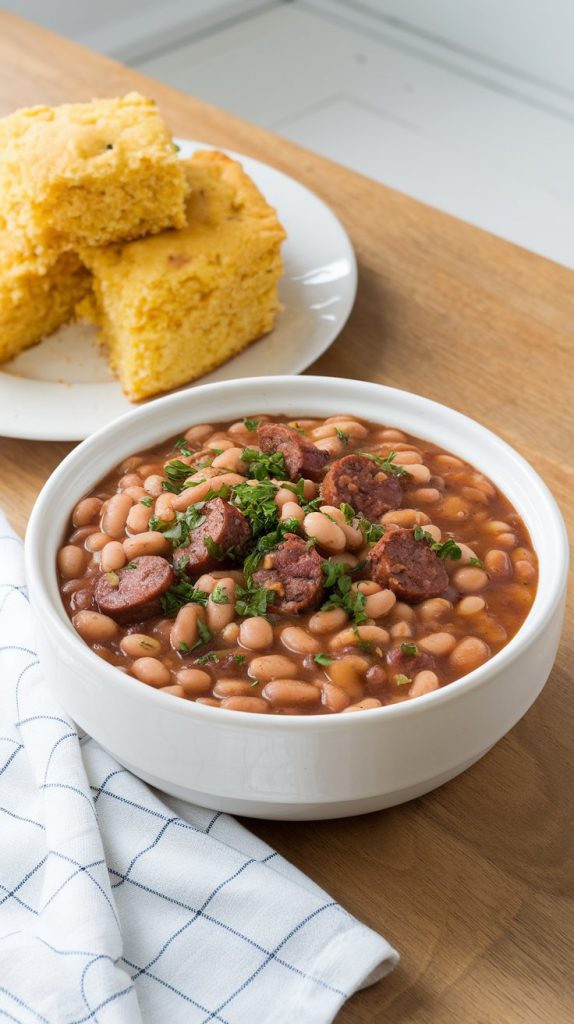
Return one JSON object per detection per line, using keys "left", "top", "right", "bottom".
{"left": 25, "top": 374, "right": 569, "bottom": 731}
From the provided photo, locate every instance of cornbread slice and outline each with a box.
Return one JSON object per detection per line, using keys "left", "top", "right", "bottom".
{"left": 0, "top": 92, "right": 187, "bottom": 260}
{"left": 79, "top": 149, "right": 286, "bottom": 401}
{"left": 0, "top": 229, "right": 90, "bottom": 363}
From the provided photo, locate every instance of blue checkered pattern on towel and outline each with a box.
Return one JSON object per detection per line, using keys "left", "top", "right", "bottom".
{"left": 0, "top": 512, "right": 398, "bottom": 1023}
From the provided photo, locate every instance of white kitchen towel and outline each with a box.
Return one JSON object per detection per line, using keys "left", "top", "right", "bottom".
{"left": 0, "top": 512, "right": 398, "bottom": 1024}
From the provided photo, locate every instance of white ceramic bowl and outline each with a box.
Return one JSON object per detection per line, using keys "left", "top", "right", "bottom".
{"left": 25, "top": 377, "right": 568, "bottom": 820}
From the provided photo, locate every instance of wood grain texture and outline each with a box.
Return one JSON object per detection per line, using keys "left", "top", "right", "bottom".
{"left": 0, "top": 12, "right": 572, "bottom": 1022}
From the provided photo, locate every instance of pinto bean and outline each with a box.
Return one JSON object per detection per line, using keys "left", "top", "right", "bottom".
{"left": 343, "top": 698, "right": 382, "bottom": 712}
{"left": 409, "top": 671, "right": 440, "bottom": 698}
{"left": 72, "top": 610, "right": 118, "bottom": 643}
{"left": 262, "top": 679, "right": 321, "bottom": 706}
{"left": 280, "top": 626, "right": 320, "bottom": 655}
{"left": 221, "top": 697, "right": 270, "bottom": 713}
{"left": 248, "top": 655, "right": 298, "bottom": 681}
{"left": 57, "top": 545, "right": 89, "bottom": 580}
{"left": 239, "top": 617, "right": 274, "bottom": 651}
{"left": 72, "top": 497, "right": 103, "bottom": 527}
{"left": 101, "top": 493, "right": 133, "bottom": 538}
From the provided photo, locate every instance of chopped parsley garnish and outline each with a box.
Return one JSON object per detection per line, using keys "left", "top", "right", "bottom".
{"left": 197, "top": 620, "right": 213, "bottom": 646}
{"left": 336, "top": 429, "right": 349, "bottom": 445}
{"left": 338, "top": 501, "right": 384, "bottom": 545}
{"left": 211, "top": 583, "right": 230, "bottom": 604}
{"left": 164, "top": 459, "right": 193, "bottom": 483}
{"left": 140, "top": 496, "right": 153, "bottom": 507}
{"left": 241, "top": 447, "right": 286, "bottom": 481}
{"left": 469, "top": 557, "right": 484, "bottom": 568}
{"left": 353, "top": 624, "right": 372, "bottom": 651}
{"left": 194, "top": 651, "right": 220, "bottom": 665}
{"left": 314, "top": 653, "right": 333, "bottom": 666}
{"left": 204, "top": 537, "right": 225, "bottom": 561}
{"left": 160, "top": 581, "right": 209, "bottom": 617}
{"left": 243, "top": 417, "right": 260, "bottom": 432}
{"left": 232, "top": 479, "right": 279, "bottom": 537}
{"left": 358, "top": 450, "right": 408, "bottom": 478}
{"left": 395, "top": 674, "right": 411, "bottom": 686}
{"left": 400, "top": 642, "right": 419, "bottom": 657}
{"left": 340, "top": 502, "right": 355, "bottom": 523}
{"left": 358, "top": 519, "right": 385, "bottom": 545}
{"left": 235, "top": 583, "right": 276, "bottom": 618}
{"left": 125, "top": 561, "right": 137, "bottom": 569}
{"left": 233, "top": 654, "right": 247, "bottom": 666}
{"left": 413, "top": 525, "right": 462, "bottom": 560}
{"left": 209, "top": 448, "right": 223, "bottom": 456}
{"left": 175, "top": 438, "right": 192, "bottom": 456}
{"left": 320, "top": 563, "right": 368, "bottom": 625}
{"left": 289, "top": 424, "right": 306, "bottom": 435}
{"left": 179, "top": 642, "right": 193, "bottom": 654}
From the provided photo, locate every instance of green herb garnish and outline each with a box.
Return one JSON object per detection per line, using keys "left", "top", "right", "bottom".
{"left": 194, "top": 651, "right": 220, "bottom": 665}
{"left": 139, "top": 496, "right": 153, "bottom": 507}
{"left": 400, "top": 642, "right": 419, "bottom": 657}
{"left": 125, "top": 561, "right": 137, "bottom": 569}
{"left": 314, "top": 653, "right": 334, "bottom": 666}
{"left": 340, "top": 502, "right": 355, "bottom": 523}
{"left": 320, "top": 563, "right": 368, "bottom": 625}
{"left": 175, "top": 438, "right": 192, "bottom": 456}
{"left": 235, "top": 583, "right": 276, "bottom": 618}
{"left": 336, "top": 429, "right": 350, "bottom": 445}
{"left": 395, "top": 674, "right": 411, "bottom": 686}
{"left": 413, "top": 525, "right": 462, "bottom": 560}
{"left": 241, "top": 447, "right": 287, "bottom": 481}
{"left": 179, "top": 642, "right": 193, "bottom": 654}
{"left": 358, "top": 519, "right": 385, "bottom": 545}
{"left": 233, "top": 654, "right": 247, "bottom": 666}
{"left": 211, "top": 583, "right": 230, "bottom": 604}
{"left": 160, "top": 582, "right": 209, "bottom": 617}
{"left": 243, "top": 417, "right": 260, "bottom": 432}
{"left": 231, "top": 479, "right": 279, "bottom": 537}
{"left": 164, "top": 459, "right": 193, "bottom": 483}
{"left": 196, "top": 620, "right": 213, "bottom": 647}
{"left": 469, "top": 557, "right": 484, "bottom": 568}
{"left": 358, "top": 450, "right": 408, "bottom": 478}
{"left": 204, "top": 537, "right": 225, "bottom": 561}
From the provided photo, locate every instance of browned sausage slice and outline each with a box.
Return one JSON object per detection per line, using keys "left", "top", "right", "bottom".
{"left": 252, "top": 534, "right": 324, "bottom": 614}
{"left": 95, "top": 555, "right": 175, "bottom": 623}
{"left": 366, "top": 527, "right": 448, "bottom": 602}
{"left": 321, "top": 454, "right": 402, "bottom": 520}
{"left": 258, "top": 423, "right": 329, "bottom": 481}
{"left": 174, "top": 497, "right": 251, "bottom": 575}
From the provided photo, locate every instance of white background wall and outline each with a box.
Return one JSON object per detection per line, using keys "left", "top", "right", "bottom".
{"left": 5, "top": 0, "right": 573, "bottom": 267}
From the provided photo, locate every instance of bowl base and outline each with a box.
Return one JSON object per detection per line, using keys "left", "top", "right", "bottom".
{"left": 108, "top": 747, "right": 493, "bottom": 820}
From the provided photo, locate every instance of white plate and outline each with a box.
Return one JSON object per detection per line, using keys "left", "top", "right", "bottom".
{"left": 0, "top": 139, "right": 356, "bottom": 441}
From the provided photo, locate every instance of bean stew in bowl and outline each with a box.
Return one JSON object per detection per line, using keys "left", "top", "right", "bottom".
{"left": 58, "top": 411, "right": 538, "bottom": 716}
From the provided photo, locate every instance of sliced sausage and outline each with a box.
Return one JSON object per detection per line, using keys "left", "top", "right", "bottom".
{"left": 258, "top": 423, "right": 329, "bottom": 482}
{"left": 321, "top": 454, "right": 402, "bottom": 520}
{"left": 174, "top": 498, "right": 251, "bottom": 575}
{"left": 252, "top": 534, "right": 324, "bottom": 614}
{"left": 95, "top": 555, "right": 175, "bottom": 624}
{"left": 366, "top": 527, "right": 448, "bottom": 602}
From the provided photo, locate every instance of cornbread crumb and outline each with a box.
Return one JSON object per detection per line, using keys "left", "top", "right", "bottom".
{"left": 80, "top": 149, "right": 286, "bottom": 401}
{"left": 0, "top": 230, "right": 89, "bottom": 363}
{"left": 0, "top": 92, "right": 187, "bottom": 260}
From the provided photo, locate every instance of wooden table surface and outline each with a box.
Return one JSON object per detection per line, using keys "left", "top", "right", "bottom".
{"left": 1, "top": 12, "right": 573, "bottom": 1023}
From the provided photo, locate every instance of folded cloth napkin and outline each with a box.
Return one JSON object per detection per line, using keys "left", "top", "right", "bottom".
{"left": 0, "top": 512, "right": 398, "bottom": 1024}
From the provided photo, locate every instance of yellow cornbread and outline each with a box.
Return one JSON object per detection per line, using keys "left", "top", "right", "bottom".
{"left": 0, "top": 230, "right": 90, "bottom": 363}
{"left": 79, "top": 149, "right": 286, "bottom": 401}
{"left": 0, "top": 92, "right": 187, "bottom": 260}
